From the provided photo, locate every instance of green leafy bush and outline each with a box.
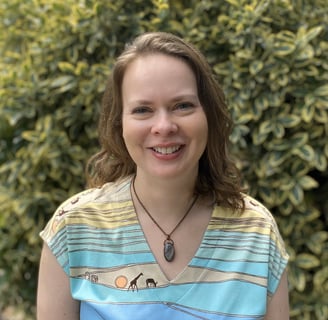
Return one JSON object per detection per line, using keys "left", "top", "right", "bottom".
{"left": 0, "top": 0, "right": 327, "bottom": 318}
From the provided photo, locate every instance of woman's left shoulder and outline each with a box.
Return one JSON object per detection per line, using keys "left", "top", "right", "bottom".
{"left": 242, "top": 193, "right": 275, "bottom": 221}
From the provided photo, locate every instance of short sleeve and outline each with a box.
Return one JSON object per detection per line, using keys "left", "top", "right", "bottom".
{"left": 39, "top": 188, "right": 92, "bottom": 275}
{"left": 39, "top": 183, "right": 124, "bottom": 276}
{"left": 40, "top": 203, "right": 70, "bottom": 274}
{"left": 267, "top": 218, "right": 289, "bottom": 296}
{"left": 245, "top": 195, "right": 289, "bottom": 297}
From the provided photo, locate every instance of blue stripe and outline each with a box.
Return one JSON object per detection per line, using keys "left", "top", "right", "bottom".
{"left": 72, "top": 279, "right": 266, "bottom": 316}
{"left": 81, "top": 301, "right": 263, "bottom": 320}
{"left": 70, "top": 250, "right": 155, "bottom": 267}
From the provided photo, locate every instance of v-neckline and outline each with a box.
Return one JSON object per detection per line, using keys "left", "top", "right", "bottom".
{"left": 128, "top": 182, "right": 216, "bottom": 283}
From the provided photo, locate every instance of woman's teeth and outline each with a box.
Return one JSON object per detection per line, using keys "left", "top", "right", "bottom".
{"left": 152, "top": 146, "right": 181, "bottom": 155}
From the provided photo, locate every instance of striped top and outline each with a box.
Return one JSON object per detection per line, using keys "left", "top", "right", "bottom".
{"left": 40, "top": 176, "right": 289, "bottom": 320}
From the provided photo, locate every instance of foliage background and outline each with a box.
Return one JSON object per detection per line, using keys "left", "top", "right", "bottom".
{"left": 0, "top": 0, "right": 327, "bottom": 319}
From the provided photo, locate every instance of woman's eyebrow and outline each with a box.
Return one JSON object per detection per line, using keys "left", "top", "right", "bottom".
{"left": 169, "top": 94, "right": 199, "bottom": 102}
{"left": 126, "top": 94, "right": 198, "bottom": 106}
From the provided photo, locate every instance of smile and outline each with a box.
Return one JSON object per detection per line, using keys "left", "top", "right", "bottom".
{"left": 151, "top": 145, "right": 182, "bottom": 155}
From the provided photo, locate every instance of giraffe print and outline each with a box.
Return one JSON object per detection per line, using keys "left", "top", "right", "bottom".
{"left": 128, "top": 273, "right": 143, "bottom": 292}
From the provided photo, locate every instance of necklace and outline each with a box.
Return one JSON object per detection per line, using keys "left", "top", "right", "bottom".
{"left": 132, "top": 177, "right": 198, "bottom": 262}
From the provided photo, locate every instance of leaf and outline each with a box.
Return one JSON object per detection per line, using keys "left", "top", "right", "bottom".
{"left": 278, "top": 214, "right": 295, "bottom": 234}
{"left": 249, "top": 60, "right": 263, "bottom": 75}
{"left": 252, "top": 129, "right": 269, "bottom": 145}
{"left": 314, "top": 153, "right": 327, "bottom": 171}
{"left": 21, "top": 130, "right": 40, "bottom": 142}
{"left": 314, "top": 109, "right": 328, "bottom": 123}
{"left": 301, "top": 105, "right": 315, "bottom": 122}
{"left": 314, "top": 84, "right": 328, "bottom": 97}
{"left": 273, "top": 31, "right": 296, "bottom": 56}
{"left": 50, "top": 75, "right": 74, "bottom": 88}
{"left": 224, "top": 0, "right": 240, "bottom": 7}
{"left": 57, "top": 61, "right": 75, "bottom": 73}
{"left": 304, "top": 93, "right": 316, "bottom": 107}
{"left": 236, "top": 113, "right": 254, "bottom": 124}
{"left": 298, "top": 176, "right": 319, "bottom": 190}
{"left": 307, "top": 232, "right": 328, "bottom": 255}
{"left": 289, "top": 264, "right": 306, "bottom": 291}
{"left": 306, "top": 240, "right": 322, "bottom": 256}
{"left": 314, "top": 266, "right": 328, "bottom": 288}
{"left": 259, "top": 120, "right": 273, "bottom": 135}
{"left": 289, "top": 184, "right": 304, "bottom": 205}
{"left": 278, "top": 174, "right": 295, "bottom": 191}
{"left": 290, "top": 132, "right": 309, "bottom": 147}
{"left": 274, "top": 188, "right": 289, "bottom": 205}
{"left": 213, "top": 62, "right": 230, "bottom": 76}
{"left": 309, "top": 126, "right": 324, "bottom": 139}
{"left": 57, "top": 81, "right": 77, "bottom": 93}
{"left": 277, "top": 74, "right": 289, "bottom": 86}
{"left": 292, "top": 144, "right": 315, "bottom": 162}
{"left": 0, "top": 116, "right": 14, "bottom": 139}
{"left": 295, "top": 253, "right": 320, "bottom": 269}
{"left": 291, "top": 159, "right": 309, "bottom": 176}
{"left": 273, "top": 43, "right": 296, "bottom": 56}
{"left": 302, "top": 26, "right": 323, "bottom": 43}
{"left": 258, "top": 185, "right": 276, "bottom": 206}
{"left": 273, "top": 123, "right": 285, "bottom": 138}
{"left": 315, "top": 304, "right": 328, "bottom": 320}
{"left": 254, "top": 95, "right": 269, "bottom": 111}
{"left": 302, "top": 207, "right": 321, "bottom": 222}
{"left": 277, "top": 114, "right": 301, "bottom": 128}
{"left": 268, "top": 151, "right": 288, "bottom": 167}
{"left": 296, "top": 44, "right": 315, "bottom": 61}
{"left": 312, "top": 231, "right": 328, "bottom": 243}
{"left": 267, "top": 139, "right": 291, "bottom": 151}
{"left": 267, "top": 92, "right": 281, "bottom": 107}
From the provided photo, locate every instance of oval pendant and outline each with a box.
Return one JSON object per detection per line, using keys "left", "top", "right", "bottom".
{"left": 164, "top": 239, "right": 175, "bottom": 262}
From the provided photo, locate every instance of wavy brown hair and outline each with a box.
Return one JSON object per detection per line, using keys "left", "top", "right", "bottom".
{"left": 86, "top": 32, "right": 245, "bottom": 211}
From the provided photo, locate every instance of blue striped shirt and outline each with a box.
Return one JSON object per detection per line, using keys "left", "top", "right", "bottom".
{"left": 41, "top": 176, "right": 289, "bottom": 320}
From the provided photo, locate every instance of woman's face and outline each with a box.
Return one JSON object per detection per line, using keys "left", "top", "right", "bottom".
{"left": 122, "top": 53, "right": 208, "bottom": 181}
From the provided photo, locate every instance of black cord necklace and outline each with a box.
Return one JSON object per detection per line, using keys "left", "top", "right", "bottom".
{"left": 132, "top": 177, "right": 198, "bottom": 262}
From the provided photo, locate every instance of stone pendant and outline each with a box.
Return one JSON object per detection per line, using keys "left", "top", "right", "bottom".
{"left": 164, "top": 238, "right": 175, "bottom": 262}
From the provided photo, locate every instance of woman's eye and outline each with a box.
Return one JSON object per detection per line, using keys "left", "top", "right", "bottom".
{"left": 132, "top": 106, "right": 152, "bottom": 114}
{"left": 175, "top": 102, "right": 194, "bottom": 110}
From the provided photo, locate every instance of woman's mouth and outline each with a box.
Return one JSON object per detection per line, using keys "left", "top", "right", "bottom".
{"left": 151, "top": 145, "right": 182, "bottom": 155}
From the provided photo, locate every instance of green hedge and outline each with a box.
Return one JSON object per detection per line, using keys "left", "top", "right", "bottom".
{"left": 0, "top": 0, "right": 327, "bottom": 318}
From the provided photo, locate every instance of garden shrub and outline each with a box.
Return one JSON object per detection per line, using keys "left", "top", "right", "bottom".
{"left": 0, "top": 0, "right": 327, "bottom": 318}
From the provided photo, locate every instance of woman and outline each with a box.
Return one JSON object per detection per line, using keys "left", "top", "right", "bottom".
{"left": 37, "top": 32, "right": 289, "bottom": 320}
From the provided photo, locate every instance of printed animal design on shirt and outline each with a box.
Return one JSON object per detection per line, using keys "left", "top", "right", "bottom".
{"left": 128, "top": 272, "right": 143, "bottom": 291}
{"left": 71, "top": 197, "right": 79, "bottom": 204}
{"left": 58, "top": 208, "right": 66, "bottom": 216}
{"left": 146, "top": 278, "right": 157, "bottom": 287}
{"left": 84, "top": 271, "right": 98, "bottom": 283}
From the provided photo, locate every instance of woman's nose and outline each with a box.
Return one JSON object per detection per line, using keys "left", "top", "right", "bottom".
{"left": 150, "top": 111, "right": 178, "bottom": 135}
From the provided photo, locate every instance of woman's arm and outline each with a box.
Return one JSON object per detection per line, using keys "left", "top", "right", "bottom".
{"left": 37, "top": 243, "right": 80, "bottom": 320}
{"left": 264, "top": 270, "right": 290, "bottom": 320}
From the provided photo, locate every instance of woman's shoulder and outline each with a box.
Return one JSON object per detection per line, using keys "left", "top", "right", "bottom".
{"left": 212, "top": 194, "right": 288, "bottom": 256}
{"left": 46, "top": 176, "right": 132, "bottom": 226}
{"left": 56, "top": 176, "right": 132, "bottom": 213}
{"left": 40, "top": 176, "right": 133, "bottom": 242}
{"left": 213, "top": 193, "right": 278, "bottom": 228}
{"left": 243, "top": 194, "right": 273, "bottom": 217}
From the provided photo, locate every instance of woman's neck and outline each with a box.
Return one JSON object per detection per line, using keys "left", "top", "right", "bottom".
{"left": 132, "top": 172, "right": 197, "bottom": 220}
